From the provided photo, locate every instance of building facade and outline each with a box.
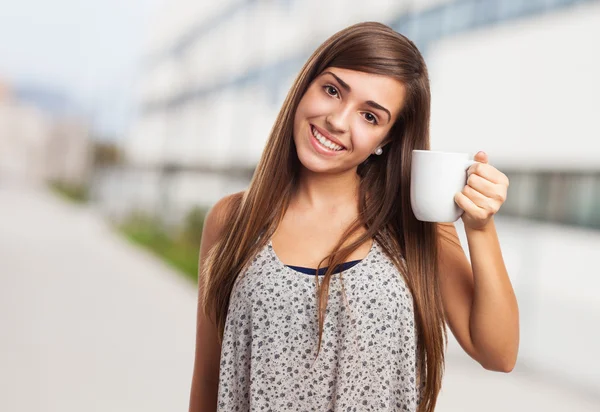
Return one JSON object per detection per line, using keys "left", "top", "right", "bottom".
{"left": 0, "top": 81, "right": 92, "bottom": 186}
{"left": 116, "top": 0, "right": 600, "bottom": 229}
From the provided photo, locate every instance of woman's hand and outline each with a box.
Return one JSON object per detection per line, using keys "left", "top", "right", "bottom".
{"left": 454, "top": 151, "right": 510, "bottom": 231}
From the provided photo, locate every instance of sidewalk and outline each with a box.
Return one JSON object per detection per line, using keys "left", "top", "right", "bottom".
{"left": 0, "top": 182, "right": 198, "bottom": 412}
{"left": 0, "top": 182, "right": 598, "bottom": 411}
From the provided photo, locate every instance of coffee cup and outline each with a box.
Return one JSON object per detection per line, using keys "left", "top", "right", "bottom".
{"left": 410, "top": 150, "right": 477, "bottom": 223}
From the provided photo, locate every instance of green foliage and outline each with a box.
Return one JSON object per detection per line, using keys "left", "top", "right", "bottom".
{"left": 118, "top": 207, "right": 207, "bottom": 283}
{"left": 180, "top": 206, "right": 206, "bottom": 246}
{"left": 48, "top": 180, "right": 89, "bottom": 203}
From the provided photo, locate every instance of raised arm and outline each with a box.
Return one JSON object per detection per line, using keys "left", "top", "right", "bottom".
{"left": 437, "top": 220, "right": 519, "bottom": 372}
{"left": 188, "top": 192, "right": 242, "bottom": 412}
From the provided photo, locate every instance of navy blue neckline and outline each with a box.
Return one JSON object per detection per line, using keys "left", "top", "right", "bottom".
{"left": 285, "top": 259, "right": 362, "bottom": 276}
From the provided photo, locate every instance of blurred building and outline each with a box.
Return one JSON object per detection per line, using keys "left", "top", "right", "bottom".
{"left": 0, "top": 81, "right": 92, "bottom": 186}
{"left": 0, "top": 81, "right": 50, "bottom": 182}
{"left": 115, "top": 0, "right": 600, "bottom": 230}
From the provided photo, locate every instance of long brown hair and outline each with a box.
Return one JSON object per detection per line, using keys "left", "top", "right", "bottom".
{"left": 202, "top": 22, "right": 446, "bottom": 412}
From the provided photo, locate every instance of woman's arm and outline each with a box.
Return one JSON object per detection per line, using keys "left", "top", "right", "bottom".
{"left": 189, "top": 193, "right": 241, "bottom": 412}
{"left": 438, "top": 220, "right": 519, "bottom": 372}
{"left": 440, "top": 151, "right": 519, "bottom": 372}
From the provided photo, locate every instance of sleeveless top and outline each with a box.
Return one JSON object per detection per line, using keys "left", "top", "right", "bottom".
{"left": 216, "top": 239, "right": 420, "bottom": 411}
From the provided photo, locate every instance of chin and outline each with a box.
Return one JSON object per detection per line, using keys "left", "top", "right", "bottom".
{"left": 296, "top": 146, "right": 361, "bottom": 175}
{"left": 296, "top": 148, "right": 334, "bottom": 173}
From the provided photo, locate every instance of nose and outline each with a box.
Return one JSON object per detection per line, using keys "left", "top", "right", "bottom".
{"left": 325, "top": 106, "right": 351, "bottom": 135}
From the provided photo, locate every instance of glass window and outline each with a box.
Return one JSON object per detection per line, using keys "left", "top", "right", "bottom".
{"left": 496, "top": 0, "right": 526, "bottom": 20}
{"left": 545, "top": 0, "right": 579, "bottom": 9}
{"left": 514, "top": 172, "right": 540, "bottom": 218}
{"left": 501, "top": 171, "right": 600, "bottom": 230}
{"left": 547, "top": 173, "right": 570, "bottom": 224}
{"left": 441, "top": 0, "right": 477, "bottom": 35}
{"left": 414, "top": 8, "right": 444, "bottom": 44}
{"left": 520, "top": 0, "right": 550, "bottom": 15}
{"left": 564, "top": 173, "right": 596, "bottom": 227}
{"left": 391, "top": 14, "right": 411, "bottom": 36}
{"left": 533, "top": 172, "right": 552, "bottom": 221}
{"left": 590, "top": 173, "right": 600, "bottom": 230}
{"left": 400, "top": 14, "right": 420, "bottom": 45}
{"left": 473, "top": 0, "right": 499, "bottom": 27}
{"left": 499, "top": 172, "right": 519, "bottom": 216}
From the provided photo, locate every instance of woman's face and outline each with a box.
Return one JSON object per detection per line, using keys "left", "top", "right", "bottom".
{"left": 293, "top": 67, "right": 406, "bottom": 174}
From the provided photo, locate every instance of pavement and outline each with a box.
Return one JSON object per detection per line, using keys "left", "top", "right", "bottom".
{"left": 1, "top": 181, "right": 598, "bottom": 411}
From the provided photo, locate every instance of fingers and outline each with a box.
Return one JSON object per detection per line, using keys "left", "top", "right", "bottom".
{"left": 461, "top": 184, "right": 501, "bottom": 214}
{"left": 473, "top": 151, "right": 488, "bottom": 164}
{"left": 459, "top": 152, "right": 509, "bottom": 229}
{"left": 465, "top": 173, "right": 507, "bottom": 203}
{"left": 467, "top": 162, "right": 509, "bottom": 185}
{"left": 454, "top": 191, "right": 485, "bottom": 218}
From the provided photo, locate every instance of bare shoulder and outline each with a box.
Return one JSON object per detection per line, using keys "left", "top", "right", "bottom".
{"left": 190, "top": 191, "right": 245, "bottom": 411}
{"left": 202, "top": 191, "right": 245, "bottom": 248}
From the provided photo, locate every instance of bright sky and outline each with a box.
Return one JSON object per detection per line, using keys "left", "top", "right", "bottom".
{"left": 0, "top": 0, "right": 166, "bottom": 137}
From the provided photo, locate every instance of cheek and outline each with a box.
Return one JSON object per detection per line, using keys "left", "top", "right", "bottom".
{"left": 349, "top": 121, "right": 384, "bottom": 153}
{"left": 293, "top": 98, "right": 309, "bottom": 137}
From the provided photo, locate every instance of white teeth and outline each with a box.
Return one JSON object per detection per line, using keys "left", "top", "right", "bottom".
{"left": 311, "top": 126, "right": 343, "bottom": 151}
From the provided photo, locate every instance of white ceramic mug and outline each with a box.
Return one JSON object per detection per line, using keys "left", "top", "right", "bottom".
{"left": 410, "top": 150, "right": 477, "bottom": 223}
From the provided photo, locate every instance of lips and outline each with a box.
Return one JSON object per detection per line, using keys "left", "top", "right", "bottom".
{"left": 310, "top": 124, "right": 347, "bottom": 149}
{"left": 307, "top": 126, "right": 342, "bottom": 156}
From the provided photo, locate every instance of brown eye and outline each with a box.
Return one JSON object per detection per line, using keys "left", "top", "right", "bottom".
{"left": 324, "top": 85, "right": 339, "bottom": 97}
{"left": 363, "top": 112, "right": 378, "bottom": 125}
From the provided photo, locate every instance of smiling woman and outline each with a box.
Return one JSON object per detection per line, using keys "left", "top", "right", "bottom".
{"left": 189, "top": 21, "right": 518, "bottom": 412}
{"left": 293, "top": 68, "right": 404, "bottom": 171}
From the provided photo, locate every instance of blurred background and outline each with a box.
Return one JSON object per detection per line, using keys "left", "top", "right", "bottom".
{"left": 1, "top": 0, "right": 599, "bottom": 411}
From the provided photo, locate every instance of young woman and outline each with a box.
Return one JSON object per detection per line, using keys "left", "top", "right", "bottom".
{"left": 189, "top": 22, "right": 519, "bottom": 412}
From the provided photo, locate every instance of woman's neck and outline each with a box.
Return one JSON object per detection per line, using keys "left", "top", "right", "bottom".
{"left": 293, "top": 167, "right": 360, "bottom": 211}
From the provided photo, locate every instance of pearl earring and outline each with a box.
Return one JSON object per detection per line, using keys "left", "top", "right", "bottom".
{"left": 375, "top": 147, "right": 383, "bottom": 155}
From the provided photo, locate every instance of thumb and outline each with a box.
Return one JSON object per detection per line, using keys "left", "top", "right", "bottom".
{"left": 474, "top": 151, "right": 488, "bottom": 164}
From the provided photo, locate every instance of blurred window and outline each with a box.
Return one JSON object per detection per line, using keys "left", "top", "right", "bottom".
{"left": 545, "top": 0, "right": 580, "bottom": 9}
{"left": 521, "top": 0, "right": 550, "bottom": 15}
{"left": 591, "top": 173, "right": 600, "bottom": 229}
{"left": 413, "top": 8, "right": 444, "bottom": 45}
{"left": 497, "top": 0, "right": 527, "bottom": 20}
{"left": 441, "top": 0, "right": 477, "bottom": 35}
{"left": 473, "top": 0, "right": 499, "bottom": 26}
{"left": 535, "top": 172, "right": 553, "bottom": 220}
{"left": 566, "top": 173, "right": 597, "bottom": 226}
{"left": 547, "top": 173, "right": 569, "bottom": 223}
{"left": 501, "top": 170, "right": 600, "bottom": 230}
{"left": 281, "top": 0, "right": 294, "bottom": 9}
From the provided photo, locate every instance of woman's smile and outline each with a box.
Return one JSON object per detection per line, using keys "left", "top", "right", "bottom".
{"left": 309, "top": 124, "right": 347, "bottom": 156}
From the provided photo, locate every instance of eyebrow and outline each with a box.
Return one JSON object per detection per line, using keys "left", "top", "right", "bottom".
{"left": 322, "top": 71, "right": 392, "bottom": 122}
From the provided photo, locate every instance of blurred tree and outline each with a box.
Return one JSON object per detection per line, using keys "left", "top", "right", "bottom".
{"left": 181, "top": 206, "right": 206, "bottom": 247}
{"left": 48, "top": 180, "right": 89, "bottom": 203}
{"left": 92, "top": 141, "right": 122, "bottom": 166}
{"left": 118, "top": 207, "right": 207, "bottom": 283}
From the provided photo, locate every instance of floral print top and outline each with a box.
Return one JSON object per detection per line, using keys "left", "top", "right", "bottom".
{"left": 216, "top": 239, "right": 419, "bottom": 411}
